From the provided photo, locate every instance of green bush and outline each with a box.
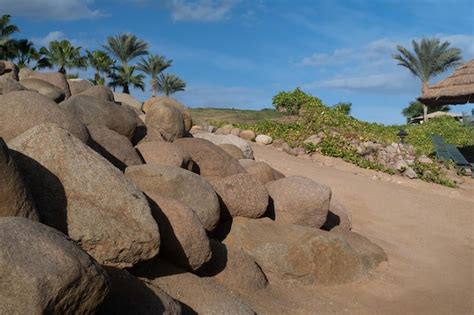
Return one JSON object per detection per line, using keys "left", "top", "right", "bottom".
{"left": 272, "top": 87, "right": 321, "bottom": 115}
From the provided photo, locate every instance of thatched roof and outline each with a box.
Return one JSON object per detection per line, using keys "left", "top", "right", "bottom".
{"left": 418, "top": 59, "right": 474, "bottom": 106}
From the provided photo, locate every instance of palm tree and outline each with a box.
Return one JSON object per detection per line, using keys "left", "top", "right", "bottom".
{"left": 402, "top": 101, "right": 450, "bottom": 123}
{"left": 87, "top": 50, "right": 113, "bottom": 85}
{"left": 108, "top": 65, "right": 145, "bottom": 94}
{"left": 0, "top": 14, "right": 19, "bottom": 59}
{"left": 103, "top": 33, "right": 148, "bottom": 67}
{"left": 157, "top": 73, "right": 186, "bottom": 96}
{"left": 38, "top": 40, "right": 87, "bottom": 74}
{"left": 393, "top": 38, "right": 462, "bottom": 122}
{"left": 10, "top": 39, "right": 40, "bottom": 68}
{"left": 0, "top": 14, "right": 19, "bottom": 45}
{"left": 137, "top": 54, "right": 172, "bottom": 97}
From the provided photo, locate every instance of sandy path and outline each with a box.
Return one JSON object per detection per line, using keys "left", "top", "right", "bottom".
{"left": 244, "top": 144, "right": 474, "bottom": 314}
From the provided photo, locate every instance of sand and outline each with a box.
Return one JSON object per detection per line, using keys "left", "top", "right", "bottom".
{"left": 236, "top": 143, "right": 474, "bottom": 314}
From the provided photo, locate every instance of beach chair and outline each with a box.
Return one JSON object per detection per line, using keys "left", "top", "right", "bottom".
{"left": 430, "top": 134, "right": 474, "bottom": 178}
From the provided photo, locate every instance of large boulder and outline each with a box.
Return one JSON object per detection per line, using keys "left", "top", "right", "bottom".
{"left": 0, "top": 91, "right": 89, "bottom": 143}
{"left": 321, "top": 200, "right": 353, "bottom": 232}
{"left": 242, "top": 160, "right": 278, "bottom": 184}
{"left": 9, "top": 124, "right": 160, "bottom": 268}
{"left": 125, "top": 164, "right": 220, "bottom": 231}
{"left": 88, "top": 125, "right": 143, "bottom": 171}
{"left": 78, "top": 85, "right": 114, "bottom": 101}
{"left": 0, "top": 138, "right": 38, "bottom": 220}
{"left": 225, "top": 217, "right": 387, "bottom": 284}
{"left": 19, "top": 78, "right": 65, "bottom": 102}
{"left": 60, "top": 94, "right": 137, "bottom": 139}
{"left": 145, "top": 103, "right": 184, "bottom": 141}
{"left": 147, "top": 196, "right": 211, "bottom": 271}
{"left": 173, "top": 138, "right": 245, "bottom": 180}
{"left": 0, "top": 76, "right": 26, "bottom": 94}
{"left": 265, "top": 176, "right": 331, "bottom": 228}
{"left": 68, "top": 78, "right": 93, "bottom": 95}
{"left": 98, "top": 267, "right": 181, "bottom": 315}
{"left": 135, "top": 140, "right": 193, "bottom": 170}
{"left": 135, "top": 259, "right": 256, "bottom": 314}
{"left": 192, "top": 132, "right": 254, "bottom": 159}
{"left": 143, "top": 96, "right": 192, "bottom": 132}
{"left": 199, "top": 239, "right": 268, "bottom": 293}
{"left": 219, "top": 143, "right": 246, "bottom": 160}
{"left": 0, "top": 217, "right": 110, "bottom": 314}
{"left": 114, "top": 92, "right": 143, "bottom": 111}
{"left": 209, "top": 173, "right": 269, "bottom": 219}
{"left": 19, "top": 69, "right": 71, "bottom": 98}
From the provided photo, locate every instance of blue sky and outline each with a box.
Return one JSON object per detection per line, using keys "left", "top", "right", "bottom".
{"left": 2, "top": 0, "right": 474, "bottom": 124}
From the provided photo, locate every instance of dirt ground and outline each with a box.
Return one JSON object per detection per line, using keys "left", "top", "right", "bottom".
{"left": 239, "top": 143, "right": 474, "bottom": 315}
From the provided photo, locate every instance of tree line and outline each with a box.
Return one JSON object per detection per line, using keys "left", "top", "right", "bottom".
{"left": 0, "top": 14, "right": 185, "bottom": 96}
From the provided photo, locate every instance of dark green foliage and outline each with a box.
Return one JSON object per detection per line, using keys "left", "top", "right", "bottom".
{"left": 137, "top": 54, "right": 172, "bottom": 97}
{"left": 38, "top": 40, "right": 87, "bottom": 74}
{"left": 272, "top": 87, "right": 318, "bottom": 115}
{"left": 332, "top": 102, "right": 352, "bottom": 115}
{"left": 402, "top": 101, "right": 450, "bottom": 121}
{"left": 87, "top": 50, "right": 113, "bottom": 85}
{"left": 157, "top": 73, "right": 186, "bottom": 96}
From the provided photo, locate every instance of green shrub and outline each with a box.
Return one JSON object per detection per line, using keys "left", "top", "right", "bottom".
{"left": 272, "top": 87, "right": 321, "bottom": 115}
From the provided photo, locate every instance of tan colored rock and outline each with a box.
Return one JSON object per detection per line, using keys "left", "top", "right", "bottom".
{"left": 266, "top": 176, "right": 331, "bottom": 228}
{"left": 136, "top": 140, "right": 193, "bottom": 170}
{"left": 243, "top": 161, "right": 277, "bottom": 184}
{"left": 67, "top": 78, "right": 93, "bottom": 95}
{"left": 230, "top": 127, "right": 241, "bottom": 136}
{"left": 0, "top": 138, "right": 38, "bottom": 220}
{"left": 98, "top": 267, "right": 181, "bottom": 314}
{"left": 174, "top": 138, "right": 245, "bottom": 180}
{"left": 60, "top": 94, "right": 137, "bottom": 139}
{"left": 143, "top": 96, "right": 192, "bottom": 132}
{"left": 210, "top": 173, "right": 269, "bottom": 219}
{"left": 145, "top": 103, "right": 184, "bottom": 141}
{"left": 114, "top": 92, "right": 142, "bottom": 111}
{"left": 322, "top": 199, "right": 353, "bottom": 232}
{"left": 9, "top": 124, "right": 160, "bottom": 268}
{"left": 219, "top": 143, "right": 246, "bottom": 160}
{"left": 147, "top": 196, "right": 211, "bottom": 270}
{"left": 0, "top": 217, "right": 110, "bottom": 314}
{"left": 19, "top": 78, "right": 65, "bottom": 102}
{"left": 0, "top": 60, "right": 19, "bottom": 80}
{"left": 135, "top": 259, "right": 256, "bottom": 314}
{"left": 88, "top": 125, "right": 143, "bottom": 171}
{"left": 20, "top": 68, "right": 70, "bottom": 98}
{"left": 0, "top": 91, "right": 89, "bottom": 143}
{"left": 125, "top": 164, "right": 220, "bottom": 231}
{"left": 240, "top": 129, "right": 256, "bottom": 141}
{"left": 215, "top": 124, "right": 234, "bottom": 135}
{"left": 225, "top": 217, "right": 387, "bottom": 284}
{"left": 0, "top": 76, "right": 26, "bottom": 94}
{"left": 255, "top": 134, "right": 272, "bottom": 145}
{"left": 78, "top": 85, "right": 114, "bottom": 101}
{"left": 199, "top": 239, "right": 268, "bottom": 293}
{"left": 193, "top": 132, "right": 254, "bottom": 159}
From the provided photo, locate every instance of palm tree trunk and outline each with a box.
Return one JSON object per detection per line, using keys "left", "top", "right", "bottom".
{"left": 123, "top": 83, "right": 129, "bottom": 94}
{"left": 151, "top": 78, "right": 157, "bottom": 97}
{"left": 94, "top": 71, "right": 100, "bottom": 84}
{"left": 58, "top": 66, "right": 66, "bottom": 75}
{"left": 421, "top": 81, "right": 430, "bottom": 123}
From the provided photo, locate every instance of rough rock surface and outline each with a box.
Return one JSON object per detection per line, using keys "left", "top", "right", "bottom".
{"left": 19, "top": 78, "right": 65, "bottom": 102}
{"left": 88, "top": 125, "right": 143, "bottom": 171}
{"left": 125, "top": 164, "right": 220, "bottom": 231}
{"left": 321, "top": 200, "right": 353, "bottom": 232}
{"left": 0, "top": 217, "right": 110, "bottom": 314}
{"left": 60, "top": 94, "right": 137, "bottom": 139}
{"left": 9, "top": 124, "right": 160, "bottom": 268}
{"left": 135, "top": 259, "right": 256, "bottom": 314}
{"left": 67, "top": 78, "right": 93, "bottom": 95}
{"left": 145, "top": 103, "right": 185, "bottom": 141}
{"left": 255, "top": 134, "right": 273, "bottom": 145}
{"left": 0, "top": 138, "right": 38, "bottom": 220}
{"left": 174, "top": 138, "right": 246, "bottom": 180}
{"left": 199, "top": 239, "right": 268, "bottom": 293}
{"left": 266, "top": 176, "right": 331, "bottom": 228}
{"left": 0, "top": 76, "right": 26, "bottom": 94}
{"left": 143, "top": 96, "right": 192, "bottom": 132}
{"left": 0, "top": 60, "right": 19, "bottom": 80}
{"left": 192, "top": 132, "right": 254, "bottom": 159}
{"left": 78, "top": 85, "right": 114, "bottom": 101}
{"left": 98, "top": 267, "right": 181, "bottom": 315}
{"left": 210, "top": 173, "right": 269, "bottom": 219}
{"left": 114, "top": 92, "right": 143, "bottom": 111}
{"left": 242, "top": 161, "right": 278, "bottom": 184}
{"left": 0, "top": 91, "right": 89, "bottom": 143}
{"left": 135, "top": 140, "right": 193, "bottom": 170}
{"left": 240, "top": 130, "right": 256, "bottom": 141}
{"left": 225, "top": 217, "right": 387, "bottom": 284}
{"left": 219, "top": 143, "right": 246, "bottom": 160}
{"left": 19, "top": 69, "right": 71, "bottom": 98}
{"left": 146, "top": 196, "right": 211, "bottom": 270}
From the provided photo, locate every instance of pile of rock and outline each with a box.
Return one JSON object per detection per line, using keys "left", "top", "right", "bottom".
{"left": 193, "top": 122, "right": 275, "bottom": 146}
{"left": 0, "top": 64, "right": 386, "bottom": 313}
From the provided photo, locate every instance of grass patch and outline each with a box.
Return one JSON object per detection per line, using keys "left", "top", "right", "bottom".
{"left": 189, "top": 107, "right": 292, "bottom": 126}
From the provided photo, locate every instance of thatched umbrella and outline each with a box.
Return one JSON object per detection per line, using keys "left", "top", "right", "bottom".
{"left": 418, "top": 59, "right": 474, "bottom": 106}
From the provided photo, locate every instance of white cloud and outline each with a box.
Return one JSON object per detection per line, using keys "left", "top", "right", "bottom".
{"left": 31, "top": 31, "right": 86, "bottom": 48}
{"left": 300, "top": 48, "right": 354, "bottom": 66}
{"left": 0, "top": 0, "right": 105, "bottom": 20}
{"left": 165, "top": 0, "right": 240, "bottom": 22}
